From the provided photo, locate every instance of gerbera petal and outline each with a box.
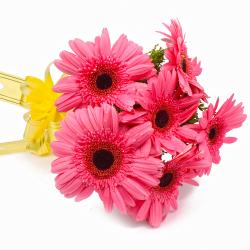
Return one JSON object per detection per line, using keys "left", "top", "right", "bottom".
{"left": 55, "top": 93, "right": 82, "bottom": 112}
{"left": 177, "top": 71, "right": 192, "bottom": 96}
{"left": 60, "top": 177, "right": 83, "bottom": 194}
{"left": 211, "top": 150, "right": 221, "bottom": 164}
{"left": 127, "top": 64, "right": 155, "bottom": 80}
{"left": 115, "top": 94, "right": 135, "bottom": 111}
{"left": 75, "top": 186, "right": 94, "bottom": 202}
{"left": 64, "top": 185, "right": 85, "bottom": 198}
{"left": 111, "top": 34, "right": 128, "bottom": 57}
{"left": 110, "top": 105, "right": 119, "bottom": 134}
{"left": 102, "top": 103, "right": 119, "bottom": 133}
{"left": 52, "top": 141, "right": 74, "bottom": 157}
{"left": 135, "top": 138, "right": 151, "bottom": 157}
{"left": 59, "top": 50, "right": 82, "bottom": 68}
{"left": 149, "top": 199, "right": 163, "bottom": 228}
{"left": 51, "top": 156, "right": 74, "bottom": 174}
{"left": 136, "top": 199, "right": 152, "bottom": 221}
{"left": 178, "top": 94, "right": 202, "bottom": 109}
{"left": 110, "top": 188, "right": 127, "bottom": 214}
{"left": 223, "top": 137, "right": 237, "bottom": 144}
{"left": 99, "top": 28, "right": 111, "bottom": 56}
{"left": 179, "top": 103, "right": 199, "bottom": 124}
{"left": 150, "top": 136, "right": 162, "bottom": 156}
{"left": 125, "top": 122, "right": 153, "bottom": 147}
{"left": 158, "top": 67, "right": 177, "bottom": 97}
{"left": 53, "top": 76, "right": 80, "bottom": 93}
{"left": 122, "top": 178, "right": 148, "bottom": 200}
{"left": 183, "top": 178, "right": 199, "bottom": 186}
{"left": 87, "top": 106, "right": 101, "bottom": 131}
{"left": 70, "top": 39, "right": 94, "bottom": 59}
{"left": 55, "top": 128, "right": 76, "bottom": 145}
{"left": 132, "top": 157, "right": 163, "bottom": 174}
{"left": 199, "top": 117, "right": 208, "bottom": 129}
{"left": 99, "top": 188, "right": 113, "bottom": 213}
{"left": 126, "top": 54, "right": 150, "bottom": 68}
{"left": 119, "top": 110, "right": 148, "bottom": 124}
{"left": 64, "top": 112, "right": 85, "bottom": 137}
{"left": 176, "top": 127, "right": 198, "bottom": 141}
{"left": 169, "top": 196, "right": 178, "bottom": 210}
{"left": 117, "top": 187, "right": 136, "bottom": 207}
{"left": 131, "top": 170, "right": 159, "bottom": 186}
{"left": 54, "top": 60, "right": 79, "bottom": 75}
{"left": 55, "top": 169, "right": 77, "bottom": 186}
{"left": 160, "top": 136, "right": 186, "bottom": 154}
{"left": 120, "top": 41, "right": 142, "bottom": 62}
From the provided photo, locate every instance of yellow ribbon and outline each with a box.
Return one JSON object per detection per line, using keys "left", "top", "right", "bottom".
{"left": 0, "top": 65, "right": 64, "bottom": 156}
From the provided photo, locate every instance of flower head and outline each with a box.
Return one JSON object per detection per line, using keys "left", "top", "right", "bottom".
{"left": 119, "top": 67, "right": 202, "bottom": 156}
{"left": 129, "top": 145, "right": 210, "bottom": 227}
{"left": 188, "top": 94, "right": 247, "bottom": 163}
{"left": 51, "top": 104, "right": 163, "bottom": 214}
{"left": 54, "top": 28, "right": 156, "bottom": 112}
{"left": 159, "top": 19, "right": 204, "bottom": 97}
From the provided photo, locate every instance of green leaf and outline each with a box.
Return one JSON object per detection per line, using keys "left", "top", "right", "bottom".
{"left": 148, "top": 45, "right": 165, "bottom": 72}
{"left": 186, "top": 112, "right": 199, "bottom": 124}
{"left": 198, "top": 102, "right": 207, "bottom": 111}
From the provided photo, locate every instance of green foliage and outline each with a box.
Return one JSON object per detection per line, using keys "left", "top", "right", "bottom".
{"left": 186, "top": 112, "right": 199, "bottom": 124}
{"left": 148, "top": 45, "right": 165, "bottom": 72}
{"left": 198, "top": 102, "right": 207, "bottom": 111}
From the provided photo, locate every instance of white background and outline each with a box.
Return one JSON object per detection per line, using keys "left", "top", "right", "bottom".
{"left": 0, "top": 0, "right": 249, "bottom": 249}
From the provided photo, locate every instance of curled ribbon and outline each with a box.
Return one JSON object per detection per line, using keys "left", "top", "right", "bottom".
{"left": 0, "top": 64, "right": 64, "bottom": 155}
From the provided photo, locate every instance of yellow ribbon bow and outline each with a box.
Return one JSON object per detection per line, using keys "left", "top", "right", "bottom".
{"left": 0, "top": 65, "right": 64, "bottom": 155}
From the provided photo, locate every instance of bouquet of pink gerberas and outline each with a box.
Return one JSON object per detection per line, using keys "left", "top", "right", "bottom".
{"left": 51, "top": 19, "right": 246, "bottom": 227}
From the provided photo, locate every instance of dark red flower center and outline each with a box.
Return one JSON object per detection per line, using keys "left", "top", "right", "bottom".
{"left": 207, "top": 123, "right": 221, "bottom": 144}
{"left": 206, "top": 120, "right": 225, "bottom": 146}
{"left": 181, "top": 58, "right": 187, "bottom": 73}
{"left": 133, "top": 103, "right": 142, "bottom": 109}
{"left": 180, "top": 53, "right": 189, "bottom": 74}
{"left": 155, "top": 109, "right": 169, "bottom": 128}
{"left": 82, "top": 137, "right": 124, "bottom": 179}
{"left": 159, "top": 172, "right": 173, "bottom": 187}
{"left": 96, "top": 73, "right": 113, "bottom": 90}
{"left": 208, "top": 127, "right": 217, "bottom": 140}
{"left": 93, "top": 149, "right": 114, "bottom": 171}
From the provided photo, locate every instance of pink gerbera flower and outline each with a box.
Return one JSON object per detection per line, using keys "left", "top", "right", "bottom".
{"left": 51, "top": 104, "right": 163, "bottom": 214}
{"left": 159, "top": 19, "right": 204, "bottom": 97}
{"left": 129, "top": 145, "right": 210, "bottom": 227}
{"left": 53, "top": 28, "right": 156, "bottom": 112}
{"left": 188, "top": 95, "right": 247, "bottom": 164}
{"left": 119, "top": 68, "right": 202, "bottom": 156}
